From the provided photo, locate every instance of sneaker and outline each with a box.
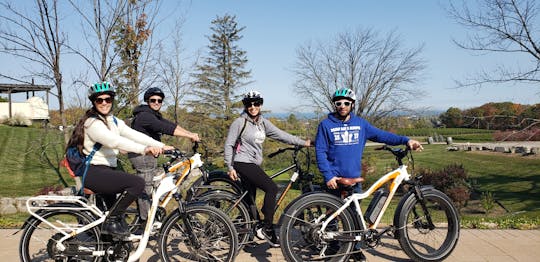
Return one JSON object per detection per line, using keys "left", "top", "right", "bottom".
{"left": 351, "top": 250, "right": 367, "bottom": 262}
{"left": 260, "top": 226, "right": 280, "bottom": 248}
{"left": 255, "top": 224, "right": 265, "bottom": 240}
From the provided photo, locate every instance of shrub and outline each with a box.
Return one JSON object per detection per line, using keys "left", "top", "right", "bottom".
{"left": 493, "top": 128, "right": 540, "bottom": 141}
{"left": 418, "top": 163, "right": 471, "bottom": 209}
{"left": 35, "top": 185, "right": 64, "bottom": 196}
{"left": 7, "top": 114, "right": 32, "bottom": 126}
{"left": 481, "top": 191, "right": 496, "bottom": 214}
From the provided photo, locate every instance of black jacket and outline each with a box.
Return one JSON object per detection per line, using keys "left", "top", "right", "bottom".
{"left": 131, "top": 105, "right": 176, "bottom": 142}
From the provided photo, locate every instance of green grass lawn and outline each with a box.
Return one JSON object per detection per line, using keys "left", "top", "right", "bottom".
{"left": 0, "top": 125, "right": 73, "bottom": 197}
{"left": 1, "top": 125, "right": 539, "bottom": 229}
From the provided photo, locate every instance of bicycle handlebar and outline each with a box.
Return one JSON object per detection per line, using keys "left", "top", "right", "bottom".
{"left": 375, "top": 145, "right": 411, "bottom": 166}
{"left": 267, "top": 145, "right": 303, "bottom": 158}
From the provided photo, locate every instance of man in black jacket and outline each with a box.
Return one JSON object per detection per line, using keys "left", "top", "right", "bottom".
{"left": 128, "top": 87, "right": 200, "bottom": 222}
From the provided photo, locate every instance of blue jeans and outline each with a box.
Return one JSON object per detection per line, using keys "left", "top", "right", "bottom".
{"left": 128, "top": 154, "right": 158, "bottom": 220}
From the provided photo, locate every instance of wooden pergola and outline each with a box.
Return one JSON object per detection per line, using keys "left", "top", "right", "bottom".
{"left": 0, "top": 83, "right": 53, "bottom": 118}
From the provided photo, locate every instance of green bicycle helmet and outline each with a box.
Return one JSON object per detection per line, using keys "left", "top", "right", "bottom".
{"left": 88, "top": 81, "right": 116, "bottom": 100}
{"left": 332, "top": 88, "right": 356, "bottom": 102}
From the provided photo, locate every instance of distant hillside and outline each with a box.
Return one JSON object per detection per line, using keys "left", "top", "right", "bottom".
{"left": 266, "top": 109, "right": 444, "bottom": 120}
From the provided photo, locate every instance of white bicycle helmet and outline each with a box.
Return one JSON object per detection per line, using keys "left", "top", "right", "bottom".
{"left": 242, "top": 90, "right": 264, "bottom": 106}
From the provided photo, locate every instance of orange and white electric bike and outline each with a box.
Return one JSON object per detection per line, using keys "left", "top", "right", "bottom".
{"left": 279, "top": 145, "right": 460, "bottom": 262}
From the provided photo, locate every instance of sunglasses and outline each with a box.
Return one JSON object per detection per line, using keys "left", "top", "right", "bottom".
{"left": 149, "top": 98, "right": 163, "bottom": 104}
{"left": 334, "top": 101, "right": 352, "bottom": 107}
{"left": 94, "top": 97, "right": 113, "bottom": 104}
{"left": 246, "top": 102, "right": 262, "bottom": 108}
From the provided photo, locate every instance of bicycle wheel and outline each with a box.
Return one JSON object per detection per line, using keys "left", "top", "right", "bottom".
{"left": 196, "top": 190, "right": 252, "bottom": 249}
{"left": 279, "top": 192, "right": 355, "bottom": 262}
{"left": 186, "top": 172, "right": 242, "bottom": 201}
{"left": 159, "top": 204, "right": 238, "bottom": 262}
{"left": 19, "top": 208, "right": 102, "bottom": 262}
{"left": 396, "top": 187, "right": 460, "bottom": 261}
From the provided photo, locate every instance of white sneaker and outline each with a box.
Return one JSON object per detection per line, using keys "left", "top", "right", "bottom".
{"left": 256, "top": 227, "right": 265, "bottom": 240}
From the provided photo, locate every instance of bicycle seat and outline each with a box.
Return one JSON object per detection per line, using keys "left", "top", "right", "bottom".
{"left": 337, "top": 177, "right": 365, "bottom": 186}
{"left": 83, "top": 188, "right": 95, "bottom": 195}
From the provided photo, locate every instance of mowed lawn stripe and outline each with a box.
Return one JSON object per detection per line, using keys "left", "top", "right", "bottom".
{"left": 0, "top": 126, "right": 66, "bottom": 196}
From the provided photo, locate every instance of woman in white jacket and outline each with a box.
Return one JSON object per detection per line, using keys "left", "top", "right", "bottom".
{"left": 66, "top": 81, "right": 172, "bottom": 237}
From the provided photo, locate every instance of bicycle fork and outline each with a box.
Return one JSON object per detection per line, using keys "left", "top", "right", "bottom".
{"left": 175, "top": 194, "right": 202, "bottom": 249}
{"left": 412, "top": 184, "right": 435, "bottom": 230}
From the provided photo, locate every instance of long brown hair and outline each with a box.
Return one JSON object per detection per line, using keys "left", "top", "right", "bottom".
{"left": 66, "top": 106, "right": 109, "bottom": 154}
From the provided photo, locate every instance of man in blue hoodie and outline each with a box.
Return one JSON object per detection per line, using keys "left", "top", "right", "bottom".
{"left": 314, "top": 87, "right": 422, "bottom": 261}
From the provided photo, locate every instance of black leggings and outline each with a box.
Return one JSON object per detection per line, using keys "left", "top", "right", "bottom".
{"left": 234, "top": 162, "right": 278, "bottom": 225}
{"left": 84, "top": 165, "right": 145, "bottom": 210}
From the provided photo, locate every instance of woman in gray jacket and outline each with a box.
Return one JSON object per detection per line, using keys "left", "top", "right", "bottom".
{"left": 224, "top": 90, "right": 311, "bottom": 247}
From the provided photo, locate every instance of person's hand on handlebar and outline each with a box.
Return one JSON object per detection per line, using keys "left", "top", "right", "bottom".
{"left": 145, "top": 146, "right": 163, "bottom": 157}
{"left": 407, "top": 139, "right": 423, "bottom": 151}
{"left": 189, "top": 133, "right": 201, "bottom": 142}
{"left": 304, "top": 139, "right": 313, "bottom": 147}
{"left": 228, "top": 169, "right": 238, "bottom": 181}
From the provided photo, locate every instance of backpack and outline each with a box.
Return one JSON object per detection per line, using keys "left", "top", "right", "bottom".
{"left": 61, "top": 117, "right": 118, "bottom": 193}
{"left": 63, "top": 143, "right": 102, "bottom": 178}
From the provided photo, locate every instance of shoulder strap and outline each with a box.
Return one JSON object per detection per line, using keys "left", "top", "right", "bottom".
{"left": 240, "top": 118, "right": 247, "bottom": 137}
{"left": 78, "top": 143, "right": 102, "bottom": 195}
{"left": 113, "top": 116, "right": 118, "bottom": 126}
{"left": 236, "top": 118, "right": 248, "bottom": 143}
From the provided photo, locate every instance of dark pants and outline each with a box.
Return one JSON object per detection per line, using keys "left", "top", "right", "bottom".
{"left": 233, "top": 162, "right": 278, "bottom": 225}
{"left": 84, "top": 165, "right": 145, "bottom": 213}
{"left": 128, "top": 154, "right": 158, "bottom": 220}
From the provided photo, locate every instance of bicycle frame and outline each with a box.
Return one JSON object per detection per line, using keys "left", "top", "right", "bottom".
{"left": 24, "top": 152, "right": 204, "bottom": 262}
{"left": 248, "top": 146, "right": 314, "bottom": 212}
{"left": 320, "top": 164, "right": 410, "bottom": 242}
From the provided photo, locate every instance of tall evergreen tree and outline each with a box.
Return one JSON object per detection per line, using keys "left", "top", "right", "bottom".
{"left": 190, "top": 14, "right": 252, "bottom": 120}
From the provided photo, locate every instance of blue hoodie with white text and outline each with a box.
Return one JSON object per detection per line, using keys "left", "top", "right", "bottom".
{"left": 315, "top": 113, "right": 409, "bottom": 182}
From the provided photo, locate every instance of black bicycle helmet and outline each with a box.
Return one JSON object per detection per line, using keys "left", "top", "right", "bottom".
{"left": 144, "top": 87, "right": 165, "bottom": 101}
{"left": 242, "top": 90, "right": 264, "bottom": 107}
{"left": 88, "top": 81, "right": 116, "bottom": 101}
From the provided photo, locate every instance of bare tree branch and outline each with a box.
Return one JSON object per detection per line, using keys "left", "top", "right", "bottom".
{"left": 292, "top": 27, "right": 426, "bottom": 124}
{"left": 0, "top": 0, "right": 70, "bottom": 141}
{"left": 447, "top": 0, "right": 540, "bottom": 87}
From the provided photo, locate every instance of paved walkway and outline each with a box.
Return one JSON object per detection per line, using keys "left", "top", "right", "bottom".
{"left": 3, "top": 229, "right": 539, "bottom": 261}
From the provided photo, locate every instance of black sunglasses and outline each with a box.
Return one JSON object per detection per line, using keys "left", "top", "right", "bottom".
{"left": 246, "top": 102, "right": 262, "bottom": 108}
{"left": 95, "top": 97, "right": 113, "bottom": 104}
{"left": 149, "top": 98, "right": 163, "bottom": 104}
{"left": 334, "top": 101, "right": 352, "bottom": 107}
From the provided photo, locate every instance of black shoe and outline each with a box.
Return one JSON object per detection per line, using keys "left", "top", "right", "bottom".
{"left": 259, "top": 226, "right": 279, "bottom": 248}
{"left": 351, "top": 250, "right": 367, "bottom": 262}
{"left": 102, "top": 216, "right": 130, "bottom": 237}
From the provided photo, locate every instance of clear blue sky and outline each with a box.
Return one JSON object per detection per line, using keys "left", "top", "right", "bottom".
{"left": 176, "top": 0, "right": 539, "bottom": 113}
{"left": 1, "top": 0, "right": 538, "bottom": 113}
